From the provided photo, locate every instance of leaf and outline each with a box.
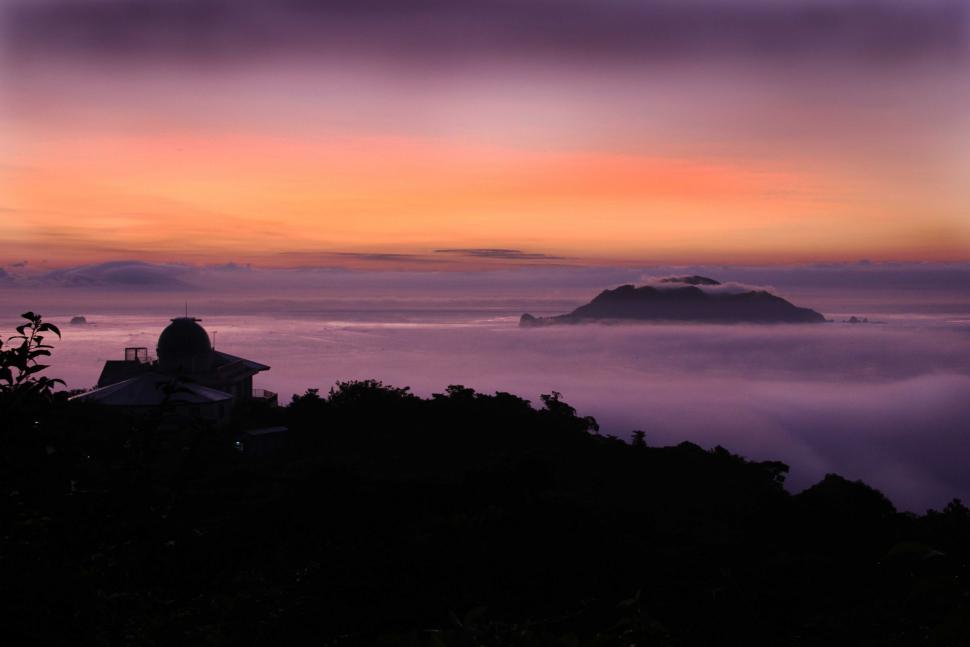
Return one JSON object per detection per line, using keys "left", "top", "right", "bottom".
{"left": 25, "top": 364, "right": 50, "bottom": 375}
{"left": 28, "top": 350, "right": 51, "bottom": 359}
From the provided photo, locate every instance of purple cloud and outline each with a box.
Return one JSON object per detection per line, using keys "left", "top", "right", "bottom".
{"left": 5, "top": 0, "right": 966, "bottom": 69}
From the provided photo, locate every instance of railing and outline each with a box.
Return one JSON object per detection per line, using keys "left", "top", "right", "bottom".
{"left": 124, "top": 347, "right": 151, "bottom": 363}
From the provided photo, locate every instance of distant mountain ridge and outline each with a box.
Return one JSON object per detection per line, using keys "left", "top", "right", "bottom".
{"left": 520, "top": 276, "right": 825, "bottom": 326}
{"left": 39, "top": 260, "right": 192, "bottom": 289}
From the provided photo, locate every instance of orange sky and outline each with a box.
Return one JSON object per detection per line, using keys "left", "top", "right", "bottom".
{"left": 4, "top": 127, "right": 967, "bottom": 269}
{"left": 2, "top": 1, "right": 968, "bottom": 269}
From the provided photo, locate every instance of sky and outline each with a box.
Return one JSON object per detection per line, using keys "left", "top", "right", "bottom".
{"left": 2, "top": 0, "right": 969, "bottom": 269}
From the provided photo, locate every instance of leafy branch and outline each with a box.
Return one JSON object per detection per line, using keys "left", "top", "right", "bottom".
{"left": 0, "top": 311, "right": 65, "bottom": 399}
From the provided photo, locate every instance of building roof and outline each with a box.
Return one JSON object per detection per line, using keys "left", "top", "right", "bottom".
{"left": 211, "top": 350, "right": 270, "bottom": 381}
{"left": 98, "top": 359, "right": 152, "bottom": 388}
{"left": 72, "top": 372, "right": 233, "bottom": 407}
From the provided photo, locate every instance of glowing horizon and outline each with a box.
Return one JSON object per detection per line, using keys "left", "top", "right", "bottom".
{"left": 2, "top": 0, "right": 968, "bottom": 270}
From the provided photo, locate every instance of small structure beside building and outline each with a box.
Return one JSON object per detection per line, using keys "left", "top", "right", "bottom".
{"left": 72, "top": 316, "right": 275, "bottom": 426}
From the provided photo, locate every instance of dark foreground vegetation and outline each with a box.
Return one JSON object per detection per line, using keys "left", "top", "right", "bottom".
{"left": 4, "top": 313, "right": 970, "bottom": 646}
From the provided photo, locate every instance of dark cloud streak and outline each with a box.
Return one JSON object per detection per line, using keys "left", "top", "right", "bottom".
{"left": 434, "top": 248, "right": 563, "bottom": 260}
{"left": 4, "top": 0, "right": 967, "bottom": 70}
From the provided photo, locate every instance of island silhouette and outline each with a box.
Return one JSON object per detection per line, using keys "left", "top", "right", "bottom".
{"left": 521, "top": 276, "right": 826, "bottom": 326}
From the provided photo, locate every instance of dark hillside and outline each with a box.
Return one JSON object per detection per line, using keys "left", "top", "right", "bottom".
{"left": 3, "top": 315, "right": 970, "bottom": 646}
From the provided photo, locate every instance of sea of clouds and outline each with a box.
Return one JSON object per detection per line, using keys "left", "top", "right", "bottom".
{"left": 2, "top": 261, "right": 969, "bottom": 511}
{"left": 12, "top": 310, "right": 968, "bottom": 513}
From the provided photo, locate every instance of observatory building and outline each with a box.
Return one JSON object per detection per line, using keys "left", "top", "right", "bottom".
{"left": 73, "top": 317, "right": 274, "bottom": 425}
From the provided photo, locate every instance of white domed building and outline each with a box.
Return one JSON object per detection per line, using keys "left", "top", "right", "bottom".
{"left": 73, "top": 317, "right": 273, "bottom": 425}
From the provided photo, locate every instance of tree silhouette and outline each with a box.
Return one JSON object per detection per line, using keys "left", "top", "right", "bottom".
{"left": 0, "top": 311, "right": 64, "bottom": 404}
{"left": 4, "top": 312, "right": 970, "bottom": 646}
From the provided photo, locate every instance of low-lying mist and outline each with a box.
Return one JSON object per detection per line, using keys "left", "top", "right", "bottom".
{"left": 4, "top": 262, "right": 969, "bottom": 510}
{"left": 24, "top": 301, "right": 970, "bottom": 512}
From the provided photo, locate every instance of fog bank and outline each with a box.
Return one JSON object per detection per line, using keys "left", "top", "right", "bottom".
{"left": 22, "top": 308, "right": 970, "bottom": 512}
